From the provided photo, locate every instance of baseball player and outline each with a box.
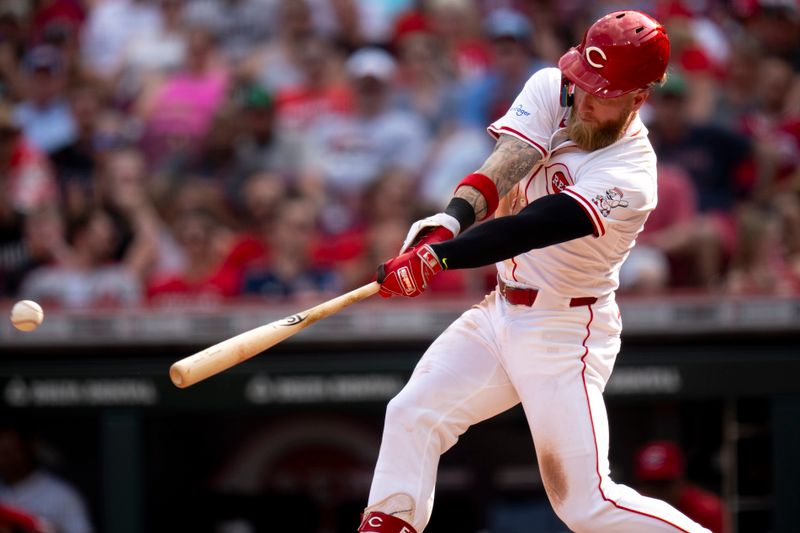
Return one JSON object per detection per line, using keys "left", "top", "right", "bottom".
{"left": 358, "top": 11, "right": 712, "bottom": 533}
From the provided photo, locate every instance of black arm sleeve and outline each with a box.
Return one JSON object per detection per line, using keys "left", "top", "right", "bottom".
{"left": 430, "top": 193, "right": 595, "bottom": 270}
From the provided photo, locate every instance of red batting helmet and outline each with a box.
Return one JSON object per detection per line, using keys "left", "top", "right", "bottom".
{"left": 558, "top": 10, "right": 670, "bottom": 98}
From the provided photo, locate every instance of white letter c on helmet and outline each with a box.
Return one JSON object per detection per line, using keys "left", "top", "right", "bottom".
{"left": 585, "top": 46, "right": 607, "bottom": 68}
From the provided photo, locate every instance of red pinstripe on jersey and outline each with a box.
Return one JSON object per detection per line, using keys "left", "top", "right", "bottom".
{"left": 580, "top": 306, "right": 692, "bottom": 532}
{"left": 487, "top": 125, "right": 549, "bottom": 158}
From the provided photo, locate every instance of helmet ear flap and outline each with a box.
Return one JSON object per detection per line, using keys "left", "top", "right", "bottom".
{"left": 560, "top": 77, "right": 574, "bottom": 107}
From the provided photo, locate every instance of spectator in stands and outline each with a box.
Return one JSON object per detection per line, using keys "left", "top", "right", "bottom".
{"left": 224, "top": 171, "right": 288, "bottom": 272}
{"left": 239, "top": 0, "right": 314, "bottom": 93}
{"left": 80, "top": 0, "right": 162, "bottom": 81}
{"left": 30, "top": 0, "right": 86, "bottom": 47}
{"left": 740, "top": 1, "right": 800, "bottom": 71}
{"left": 740, "top": 56, "right": 800, "bottom": 201}
{"left": 725, "top": 205, "right": 798, "bottom": 294}
{"left": 13, "top": 45, "right": 76, "bottom": 154}
{"left": 19, "top": 208, "right": 143, "bottom": 308}
{"left": 273, "top": 35, "right": 351, "bottom": 133}
{"left": 0, "top": 425, "right": 93, "bottom": 533}
{"left": 457, "top": 8, "right": 547, "bottom": 129}
{"left": 136, "top": 27, "right": 230, "bottom": 170}
{"left": 147, "top": 208, "right": 241, "bottom": 303}
{"left": 242, "top": 195, "right": 339, "bottom": 299}
{"left": 0, "top": 6, "right": 29, "bottom": 100}
{"left": 184, "top": 0, "right": 275, "bottom": 64}
{"left": 190, "top": 102, "right": 242, "bottom": 183}
{"left": 619, "top": 164, "right": 699, "bottom": 293}
{"left": 115, "top": 0, "right": 188, "bottom": 101}
{"left": 0, "top": 102, "right": 58, "bottom": 297}
{"left": 231, "top": 84, "right": 304, "bottom": 194}
{"left": 392, "top": 11, "right": 459, "bottom": 134}
{"left": 633, "top": 441, "right": 728, "bottom": 533}
{"left": 300, "top": 47, "right": 429, "bottom": 234}
{"left": 36, "top": 9, "right": 86, "bottom": 93}
{"left": 0, "top": 205, "right": 68, "bottom": 301}
{"left": 648, "top": 73, "right": 753, "bottom": 287}
{"left": 49, "top": 85, "right": 105, "bottom": 221}
{"left": 425, "top": 0, "right": 490, "bottom": 82}
{"left": 95, "top": 147, "right": 168, "bottom": 277}
{"left": 710, "top": 37, "right": 763, "bottom": 129}
{"left": 324, "top": 0, "right": 368, "bottom": 51}
{"left": 656, "top": 2, "right": 728, "bottom": 124}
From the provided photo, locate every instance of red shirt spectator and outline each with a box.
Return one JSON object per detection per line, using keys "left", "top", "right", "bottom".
{"left": 633, "top": 441, "right": 729, "bottom": 533}
{"left": 147, "top": 209, "right": 242, "bottom": 303}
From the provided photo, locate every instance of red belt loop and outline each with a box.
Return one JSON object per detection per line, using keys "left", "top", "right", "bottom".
{"left": 568, "top": 296, "right": 598, "bottom": 307}
{"left": 497, "top": 277, "right": 597, "bottom": 308}
{"left": 498, "top": 277, "right": 538, "bottom": 306}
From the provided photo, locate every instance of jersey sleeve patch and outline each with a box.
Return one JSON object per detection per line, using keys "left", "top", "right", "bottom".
{"left": 563, "top": 155, "right": 657, "bottom": 239}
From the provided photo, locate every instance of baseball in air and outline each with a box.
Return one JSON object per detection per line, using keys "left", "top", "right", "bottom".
{"left": 10, "top": 300, "right": 44, "bottom": 332}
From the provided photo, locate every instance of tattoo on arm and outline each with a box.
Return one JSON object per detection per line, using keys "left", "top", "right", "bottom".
{"left": 455, "top": 134, "right": 543, "bottom": 220}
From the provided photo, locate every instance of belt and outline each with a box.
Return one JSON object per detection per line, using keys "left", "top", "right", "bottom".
{"left": 497, "top": 277, "right": 598, "bottom": 308}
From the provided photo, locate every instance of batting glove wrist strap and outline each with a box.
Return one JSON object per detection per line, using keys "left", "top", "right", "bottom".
{"left": 377, "top": 244, "right": 444, "bottom": 298}
{"left": 400, "top": 212, "right": 460, "bottom": 253}
{"left": 358, "top": 512, "right": 418, "bottom": 533}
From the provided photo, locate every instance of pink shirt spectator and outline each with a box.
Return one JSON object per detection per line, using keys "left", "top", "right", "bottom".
{"left": 142, "top": 68, "right": 229, "bottom": 166}
{"left": 142, "top": 70, "right": 229, "bottom": 163}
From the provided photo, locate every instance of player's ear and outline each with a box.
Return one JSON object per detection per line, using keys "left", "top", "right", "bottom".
{"left": 631, "top": 90, "right": 649, "bottom": 111}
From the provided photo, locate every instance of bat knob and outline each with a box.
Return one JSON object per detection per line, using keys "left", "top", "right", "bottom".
{"left": 169, "top": 364, "right": 186, "bottom": 388}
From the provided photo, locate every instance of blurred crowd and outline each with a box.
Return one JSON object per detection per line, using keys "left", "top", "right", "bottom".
{"left": 1, "top": 0, "right": 800, "bottom": 309}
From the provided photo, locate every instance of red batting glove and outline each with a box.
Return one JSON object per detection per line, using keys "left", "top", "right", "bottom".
{"left": 399, "top": 212, "right": 460, "bottom": 253}
{"left": 377, "top": 244, "right": 444, "bottom": 298}
{"left": 408, "top": 225, "right": 454, "bottom": 249}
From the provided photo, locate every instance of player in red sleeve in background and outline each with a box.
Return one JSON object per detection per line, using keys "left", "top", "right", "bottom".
{"left": 633, "top": 442, "right": 730, "bottom": 533}
{"left": 0, "top": 503, "right": 50, "bottom": 533}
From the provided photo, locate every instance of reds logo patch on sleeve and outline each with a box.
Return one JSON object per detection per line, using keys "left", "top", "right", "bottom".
{"left": 591, "top": 187, "right": 629, "bottom": 217}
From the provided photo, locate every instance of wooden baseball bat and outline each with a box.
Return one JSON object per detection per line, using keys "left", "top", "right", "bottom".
{"left": 169, "top": 281, "right": 381, "bottom": 388}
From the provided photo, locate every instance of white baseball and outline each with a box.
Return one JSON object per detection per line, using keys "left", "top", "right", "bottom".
{"left": 10, "top": 300, "right": 44, "bottom": 332}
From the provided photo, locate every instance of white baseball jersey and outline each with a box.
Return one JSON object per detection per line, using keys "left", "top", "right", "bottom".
{"left": 366, "top": 69, "right": 710, "bottom": 533}
{"left": 487, "top": 67, "right": 657, "bottom": 298}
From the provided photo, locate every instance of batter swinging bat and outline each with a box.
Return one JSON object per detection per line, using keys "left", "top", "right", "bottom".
{"left": 170, "top": 281, "right": 380, "bottom": 388}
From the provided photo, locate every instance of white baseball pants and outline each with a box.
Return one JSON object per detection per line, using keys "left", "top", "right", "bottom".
{"left": 367, "top": 290, "right": 710, "bottom": 533}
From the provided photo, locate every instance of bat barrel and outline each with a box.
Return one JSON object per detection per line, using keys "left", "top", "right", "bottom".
{"left": 169, "top": 282, "right": 380, "bottom": 388}
{"left": 169, "top": 323, "right": 286, "bottom": 388}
